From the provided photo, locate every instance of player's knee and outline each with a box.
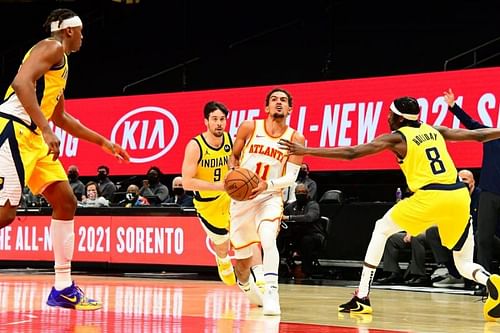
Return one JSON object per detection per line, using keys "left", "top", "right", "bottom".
{"left": 53, "top": 193, "right": 77, "bottom": 214}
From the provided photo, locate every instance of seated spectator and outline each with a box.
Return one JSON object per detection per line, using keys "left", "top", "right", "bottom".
{"left": 165, "top": 176, "right": 194, "bottom": 207}
{"left": 374, "top": 231, "right": 430, "bottom": 286}
{"left": 139, "top": 166, "right": 170, "bottom": 204}
{"left": 279, "top": 183, "right": 326, "bottom": 279}
{"left": 120, "top": 184, "right": 150, "bottom": 207}
{"left": 283, "top": 162, "right": 318, "bottom": 204}
{"left": 96, "top": 165, "right": 116, "bottom": 201}
{"left": 80, "top": 181, "right": 110, "bottom": 207}
{"left": 67, "top": 165, "right": 85, "bottom": 201}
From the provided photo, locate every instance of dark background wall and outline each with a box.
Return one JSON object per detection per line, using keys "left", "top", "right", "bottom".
{"left": 1, "top": 0, "right": 498, "bottom": 201}
{"left": 1, "top": 0, "right": 499, "bottom": 98}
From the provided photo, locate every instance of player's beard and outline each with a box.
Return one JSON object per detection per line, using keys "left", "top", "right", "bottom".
{"left": 212, "top": 129, "right": 224, "bottom": 137}
{"left": 271, "top": 113, "right": 285, "bottom": 119}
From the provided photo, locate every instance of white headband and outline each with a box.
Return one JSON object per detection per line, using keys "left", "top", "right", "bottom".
{"left": 50, "top": 16, "right": 83, "bottom": 32}
{"left": 390, "top": 102, "right": 419, "bottom": 121}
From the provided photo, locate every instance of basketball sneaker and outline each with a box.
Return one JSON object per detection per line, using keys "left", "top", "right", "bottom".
{"left": 256, "top": 279, "right": 266, "bottom": 294}
{"left": 263, "top": 285, "right": 281, "bottom": 316}
{"left": 484, "top": 274, "right": 500, "bottom": 321}
{"left": 216, "top": 257, "right": 236, "bottom": 286}
{"left": 47, "top": 281, "right": 102, "bottom": 311}
{"left": 238, "top": 278, "right": 263, "bottom": 306}
{"left": 338, "top": 292, "right": 372, "bottom": 314}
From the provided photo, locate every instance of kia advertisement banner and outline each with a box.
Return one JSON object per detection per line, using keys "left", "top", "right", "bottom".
{"left": 0, "top": 215, "right": 216, "bottom": 266}
{"left": 61, "top": 67, "right": 500, "bottom": 176}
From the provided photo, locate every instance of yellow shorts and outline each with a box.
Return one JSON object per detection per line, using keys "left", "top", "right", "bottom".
{"left": 194, "top": 192, "right": 231, "bottom": 230}
{"left": 390, "top": 186, "right": 470, "bottom": 249}
{"left": 0, "top": 117, "right": 66, "bottom": 205}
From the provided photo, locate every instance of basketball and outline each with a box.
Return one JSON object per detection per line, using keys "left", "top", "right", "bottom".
{"left": 224, "top": 167, "right": 260, "bottom": 201}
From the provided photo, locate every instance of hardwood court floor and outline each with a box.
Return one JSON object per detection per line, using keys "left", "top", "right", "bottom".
{"left": 0, "top": 272, "right": 497, "bottom": 333}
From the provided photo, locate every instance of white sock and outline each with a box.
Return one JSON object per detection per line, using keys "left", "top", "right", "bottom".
{"left": 51, "top": 219, "right": 74, "bottom": 290}
{"left": 252, "top": 264, "right": 264, "bottom": 282}
{"left": 259, "top": 222, "right": 280, "bottom": 287}
{"left": 358, "top": 266, "right": 376, "bottom": 298}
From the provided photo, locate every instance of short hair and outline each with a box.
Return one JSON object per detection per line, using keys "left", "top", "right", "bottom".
{"left": 97, "top": 165, "right": 109, "bottom": 174}
{"left": 393, "top": 97, "right": 420, "bottom": 116}
{"left": 43, "top": 8, "right": 78, "bottom": 33}
{"left": 85, "top": 181, "right": 101, "bottom": 196}
{"left": 265, "top": 88, "right": 293, "bottom": 107}
{"left": 204, "top": 101, "right": 229, "bottom": 119}
{"left": 147, "top": 166, "right": 162, "bottom": 176}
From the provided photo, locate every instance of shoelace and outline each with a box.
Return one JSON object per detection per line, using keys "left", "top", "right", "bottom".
{"left": 74, "top": 285, "right": 92, "bottom": 303}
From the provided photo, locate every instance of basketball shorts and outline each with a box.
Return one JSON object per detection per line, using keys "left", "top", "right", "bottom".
{"left": 194, "top": 191, "right": 231, "bottom": 230}
{"left": 230, "top": 193, "right": 283, "bottom": 259}
{"left": 0, "top": 117, "right": 66, "bottom": 206}
{"left": 390, "top": 186, "right": 470, "bottom": 249}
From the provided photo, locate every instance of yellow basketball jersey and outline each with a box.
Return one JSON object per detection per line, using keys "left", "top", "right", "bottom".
{"left": 397, "top": 123, "right": 457, "bottom": 192}
{"left": 192, "top": 132, "right": 233, "bottom": 202}
{"left": 3, "top": 41, "right": 68, "bottom": 124}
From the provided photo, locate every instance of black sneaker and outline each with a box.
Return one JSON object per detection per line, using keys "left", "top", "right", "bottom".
{"left": 338, "top": 293, "right": 372, "bottom": 314}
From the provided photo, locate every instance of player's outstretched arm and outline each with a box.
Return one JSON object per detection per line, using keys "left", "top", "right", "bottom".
{"left": 436, "top": 126, "right": 500, "bottom": 143}
{"left": 51, "top": 96, "right": 129, "bottom": 162}
{"left": 280, "top": 133, "right": 399, "bottom": 160}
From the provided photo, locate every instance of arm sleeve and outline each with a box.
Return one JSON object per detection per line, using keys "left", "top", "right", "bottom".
{"left": 449, "top": 104, "right": 488, "bottom": 130}
{"left": 289, "top": 201, "right": 320, "bottom": 223}
{"left": 267, "top": 162, "right": 301, "bottom": 190}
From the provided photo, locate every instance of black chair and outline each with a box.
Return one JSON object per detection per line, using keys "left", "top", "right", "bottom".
{"left": 280, "top": 215, "right": 333, "bottom": 278}
{"left": 311, "top": 216, "right": 332, "bottom": 269}
{"left": 319, "top": 190, "right": 343, "bottom": 204}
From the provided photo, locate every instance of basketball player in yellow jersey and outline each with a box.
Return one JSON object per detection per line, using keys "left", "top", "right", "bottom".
{"left": 280, "top": 96, "right": 500, "bottom": 321}
{"left": 230, "top": 88, "right": 305, "bottom": 315}
{"left": 182, "top": 101, "right": 264, "bottom": 287}
{"left": 0, "top": 9, "right": 129, "bottom": 310}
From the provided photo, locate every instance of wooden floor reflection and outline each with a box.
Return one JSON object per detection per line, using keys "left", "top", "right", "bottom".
{"left": 0, "top": 273, "right": 497, "bottom": 333}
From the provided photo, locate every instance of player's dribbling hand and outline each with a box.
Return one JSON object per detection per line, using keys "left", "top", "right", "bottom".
{"left": 278, "top": 138, "right": 306, "bottom": 156}
{"left": 248, "top": 178, "right": 267, "bottom": 200}
{"left": 102, "top": 141, "right": 130, "bottom": 162}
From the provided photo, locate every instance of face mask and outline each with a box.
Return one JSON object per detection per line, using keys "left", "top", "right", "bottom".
{"left": 147, "top": 173, "right": 159, "bottom": 184}
{"left": 298, "top": 170, "right": 307, "bottom": 179}
{"left": 68, "top": 171, "right": 78, "bottom": 181}
{"left": 97, "top": 171, "right": 107, "bottom": 181}
{"left": 295, "top": 193, "right": 308, "bottom": 205}
{"left": 126, "top": 192, "right": 138, "bottom": 202}
{"left": 173, "top": 188, "right": 184, "bottom": 196}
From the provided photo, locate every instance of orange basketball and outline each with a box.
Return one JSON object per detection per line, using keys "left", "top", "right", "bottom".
{"left": 224, "top": 167, "right": 260, "bottom": 201}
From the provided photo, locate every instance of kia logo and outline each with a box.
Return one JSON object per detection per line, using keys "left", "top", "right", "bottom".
{"left": 111, "top": 106, "right": 179, "bottom": 163}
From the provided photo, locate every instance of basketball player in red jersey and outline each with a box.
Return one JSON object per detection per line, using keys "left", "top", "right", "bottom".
{"left": 229, "top": 88, "right": 305, "bottom": 315}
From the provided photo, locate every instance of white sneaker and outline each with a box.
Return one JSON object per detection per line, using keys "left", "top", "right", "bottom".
{"left": 263, "top": 286, "right": 281, "bottom": 316}
{"left": 432, "top": 274, "right": 465, "bottom": 288}
{"left": 238, "top": 278, "right": 263, "bottom": 306}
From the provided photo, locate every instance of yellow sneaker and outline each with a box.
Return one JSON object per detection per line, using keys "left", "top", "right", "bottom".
{"left": 484, "top": 275, "right": 500, "bottom": 321}
{"left": 216, "top": 257, "right": 236, "bottom": 286}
